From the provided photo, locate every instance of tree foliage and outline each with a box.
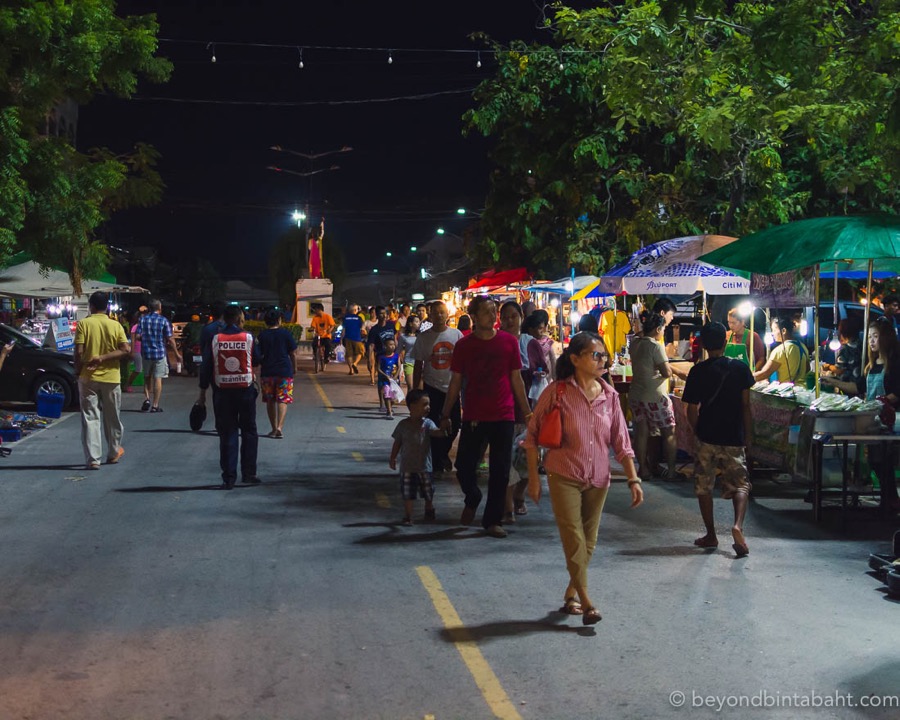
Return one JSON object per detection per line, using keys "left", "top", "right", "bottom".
{"left": 464, "top": 0, "right": 900, "bottom": 276}
{"left": 0, "top": 0, "right": 171, "bottom": 293}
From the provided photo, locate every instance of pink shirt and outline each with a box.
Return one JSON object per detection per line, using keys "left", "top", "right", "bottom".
{"left": 523, "top": 376, "right": 634, "bottom": 488}
{"left": 450, "top": 330, "right": 522, "bottom": 422}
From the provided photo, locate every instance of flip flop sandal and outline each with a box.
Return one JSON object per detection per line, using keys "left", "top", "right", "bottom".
{"left": 514, "top": 503, "right": 528, "bottom": 516}
{"left": 693, "top": 536, "right": 719, "bottom": 548}
{"left": 559, "top": 598, "right": 583, "bottom": 615}
{"left": 732, "top": 542, "right": 750, "bottom": 558}
{"left": 582, "top": 607, "right": 602, "bottom": 625}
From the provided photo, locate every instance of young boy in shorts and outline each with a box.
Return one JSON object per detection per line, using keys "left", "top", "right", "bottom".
{"left": 389, "top": 389, "right": 446, "bottom": 525}
{"left": 376, "top": 336, "right": 401, "bottom": 418}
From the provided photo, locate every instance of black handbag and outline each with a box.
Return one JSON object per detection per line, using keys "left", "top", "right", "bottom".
{"left": 189, "top": 402, "right": 207, "bottom": 432}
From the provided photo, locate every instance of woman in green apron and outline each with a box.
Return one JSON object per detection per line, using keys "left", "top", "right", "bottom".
{"left": 822, "top": 317, "right": 900, "bottom": 513}
{"left": 726, "top": 308, "right": 766, "bottom": 371}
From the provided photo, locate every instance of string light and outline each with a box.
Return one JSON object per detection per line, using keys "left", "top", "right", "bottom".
{"left": 207, "top": 42, "right": 216, "bottom": 63}
{"left": 387, "top": 50, "right": 393, "bottom": 65}
{"left": 298, "top": 47, "right": 304, "bottom": 69}
{"left": 476, "top": 52, "right": 482, "bottom": 69}
{"left": 558, "top": 52, "right": 565, "bottom": 70}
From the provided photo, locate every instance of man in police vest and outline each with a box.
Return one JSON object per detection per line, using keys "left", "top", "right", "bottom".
{"left": 205, "top": 305, "right": 262, "bottom": 489}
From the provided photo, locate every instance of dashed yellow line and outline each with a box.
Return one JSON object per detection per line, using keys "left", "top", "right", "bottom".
{"left": 351, "top": 451, "right": 364, "bottom": 462}
{"left": 375, "top": 492, "right": 391, "bottom": 508}
{"left": 306, "top": 372, "right": 333, "bottom": 412}
{"left": 416, "top": 566, "right": 522, "bottom": 720}
{"left": 336, "top": 426, "right": 346, "bottom": 433}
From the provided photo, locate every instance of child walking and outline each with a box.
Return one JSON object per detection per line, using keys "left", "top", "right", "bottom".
{"left": 390, "top": 390, "right": 446, "bottom": 525}
{"left": 377, "top": 336, "right": 401, "bottom": 418}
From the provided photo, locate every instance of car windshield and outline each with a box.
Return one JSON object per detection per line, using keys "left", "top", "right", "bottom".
{"left": 0, "top": 323, "right": 42, "bottom": 348}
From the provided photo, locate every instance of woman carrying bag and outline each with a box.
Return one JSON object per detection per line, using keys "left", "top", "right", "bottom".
{"left": 524, "top": 332, "right": 643, "bottom": 625}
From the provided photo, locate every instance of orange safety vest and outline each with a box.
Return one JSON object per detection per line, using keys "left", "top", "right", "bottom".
{"left": 212, "top": 331, "right": 254, "bottom": 388}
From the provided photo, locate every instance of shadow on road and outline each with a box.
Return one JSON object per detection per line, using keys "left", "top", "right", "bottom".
{"left": 617, "top": 545, "right": 730, "bottom": 558}
{"left": 116, "top": 484, "right": 231, "bottom": 492}
{"left": 130, "top": 429, "right": 218, "bottom": 436}
{"left": 1, "top": 464, "right": 93, "bottom": 471}
{"left": 439, "top": 612, "right": 590, "bottom": 643}
{"left": 352, "top": 526, "right": 479, "bottom": 544}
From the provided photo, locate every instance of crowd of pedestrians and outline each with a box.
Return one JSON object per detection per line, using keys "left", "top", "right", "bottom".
{"left": 65, "top": 292, "right": 899, "bottom": 622}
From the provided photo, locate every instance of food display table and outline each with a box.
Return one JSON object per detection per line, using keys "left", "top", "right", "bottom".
{"left": 747, "top": 390, "right": 806, "bottom": 472}
{"left": 669, "top": 389, "right": 805, "bottom": 474}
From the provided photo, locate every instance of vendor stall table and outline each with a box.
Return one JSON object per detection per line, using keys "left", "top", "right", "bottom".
{"left": 810, "top": 432, "right": 900, "bottom": 524}
{"left": 670, "top": 389, "right": 804, "bottom": 475}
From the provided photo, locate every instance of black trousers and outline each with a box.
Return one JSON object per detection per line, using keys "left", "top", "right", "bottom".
{"left": 455, "top": 420, "right": 514, "bottom": 528}
{"left": 425, "top": 383, "right": 460, "bottom": 469}
{"left": 213, "top": 386, "right": 259, "bottom": 482}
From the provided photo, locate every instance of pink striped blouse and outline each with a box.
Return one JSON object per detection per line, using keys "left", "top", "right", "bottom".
{"left": 523, "top": 377, "right": 634, "bottom": 488}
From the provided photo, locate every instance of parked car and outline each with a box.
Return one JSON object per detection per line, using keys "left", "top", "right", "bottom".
{"left": 0, "top": 323, "right": 78, "bottom": 407}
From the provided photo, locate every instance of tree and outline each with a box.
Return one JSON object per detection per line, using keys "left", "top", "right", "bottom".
{"left": 0, "top": 1, "right": 171, "bottom": 293}
{"left": 464, "top": 1, "right": 900, "bottom": 276}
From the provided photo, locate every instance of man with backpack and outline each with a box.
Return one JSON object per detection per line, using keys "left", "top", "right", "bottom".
{"left": 682, "top": 322, "right": 755, "bottom": 558}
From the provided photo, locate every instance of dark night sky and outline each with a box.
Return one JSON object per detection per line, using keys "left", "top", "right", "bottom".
{"left": 78, "top": 1, "right": 550, "bottom": 284}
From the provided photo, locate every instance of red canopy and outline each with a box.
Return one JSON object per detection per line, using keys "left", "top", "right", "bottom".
{"left": 467, "top": 267, "right": 531, "bottom": 290}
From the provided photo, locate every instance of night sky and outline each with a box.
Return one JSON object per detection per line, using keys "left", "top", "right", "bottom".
{"left": 78, "top": 1, "right": 549, "bottom": 285}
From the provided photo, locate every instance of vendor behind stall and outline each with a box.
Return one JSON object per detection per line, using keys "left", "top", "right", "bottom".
{"left": 725, "top": 308, "right": 766, "bottom": 371}
{"left": 753, "top": 315, "right": 809, "bottom": 384}
{"left": 821, "top": 316, "right": 900, "bottom": 513}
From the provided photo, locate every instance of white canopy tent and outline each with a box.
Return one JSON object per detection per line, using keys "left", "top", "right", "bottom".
{"left": 0, "top": 259, "right": 145, "bottom": 298}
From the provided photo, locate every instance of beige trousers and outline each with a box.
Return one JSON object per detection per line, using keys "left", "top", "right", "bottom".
{"left": 547, "top": 472, "right": 609, "bottom": 593}
{"left": 79, "top": 379, "right": 123, "bottom": 465}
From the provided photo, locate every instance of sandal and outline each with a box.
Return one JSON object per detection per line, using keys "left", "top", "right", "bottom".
{"left": 582, "top": 607, "right": 602, "bottom": 625}
{"left": 559, "top": 598, "right": 583, "bottom": 615}
{"left": 514, "top": 502, "right": 528, "bottom": 516}
{"left": 693, "top": 535, "right": 719, "bottom": 548}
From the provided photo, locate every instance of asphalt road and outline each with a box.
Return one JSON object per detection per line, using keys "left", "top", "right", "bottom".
{"left": 1, "top": 360, "right": 898, "bottom": 720}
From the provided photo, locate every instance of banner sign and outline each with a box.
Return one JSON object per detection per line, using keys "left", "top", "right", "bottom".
{"left": 750, "top": 267, "right": 815, "bottom": 308}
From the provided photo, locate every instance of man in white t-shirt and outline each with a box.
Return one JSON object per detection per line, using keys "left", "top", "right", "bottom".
{"left": 411, "top": 300, "right": 462, "bottom": 471}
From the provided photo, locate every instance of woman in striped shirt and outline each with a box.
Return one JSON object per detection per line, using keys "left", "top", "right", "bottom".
{"left": 524, "top": 332, "right": 643, "bottom": 625}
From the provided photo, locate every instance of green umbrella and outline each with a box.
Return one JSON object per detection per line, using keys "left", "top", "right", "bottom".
{"left": 698, "top": 213, "right": 900, "bottom": 274}
{"left": 700, "top": 213, "right": 900, "bottom": 395}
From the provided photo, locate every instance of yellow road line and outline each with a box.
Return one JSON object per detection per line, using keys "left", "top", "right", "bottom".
{"left": 307, "top": 373, "right": 333, "bottom": 412}
{"left": 416, "top": 566, "right": 522, "bottom": 720}
{"left": 375, "top": 492, "right": 391, "bottom": 508}
{"left": 336, "top": 426, "right": 346, "bottom": 434}
{"left": 351, "top": 451, "right": 364, "bottom": 462}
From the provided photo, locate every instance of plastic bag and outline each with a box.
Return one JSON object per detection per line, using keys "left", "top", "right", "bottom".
{"left": 529, "top": 374, "right": 549, "bottom": 403}
{"left": 387, "top": 378, "right": 406, "bottom": 404}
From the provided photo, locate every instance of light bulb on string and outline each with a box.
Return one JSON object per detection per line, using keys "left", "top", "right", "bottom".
{"left": 387, "top": 50, "right": 393, "bottom": 65}
{"left": 828, "top": 332, "right": 841, "bottom": 352}
{"left": 476, "top": 52, "right": 482, "bottom": 69}
{"left": 207, "top": 42, "right": 216, "bottom": 63}
{"left": 298, "top": 47, "right": 304, "bottom": 69}
{"left": 558, "top": 53, "right": 565, "bottom": 71}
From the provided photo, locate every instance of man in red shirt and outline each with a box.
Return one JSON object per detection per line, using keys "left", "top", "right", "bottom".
{"left": 440, "top": 296, "right": 532, "bottom": 538}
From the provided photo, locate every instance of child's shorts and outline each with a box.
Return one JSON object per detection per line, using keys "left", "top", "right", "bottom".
{"left": 400, "top": 472, "right": 434, "bottom": 501}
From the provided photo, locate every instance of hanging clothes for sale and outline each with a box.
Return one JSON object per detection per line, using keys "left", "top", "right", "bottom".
{"left": 598, "top": 309, "right": 631, "bottom": 357}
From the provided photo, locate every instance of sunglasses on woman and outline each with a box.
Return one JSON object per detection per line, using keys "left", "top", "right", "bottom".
{"left": 582, "top": 351, "right": 607, "bottom": 361}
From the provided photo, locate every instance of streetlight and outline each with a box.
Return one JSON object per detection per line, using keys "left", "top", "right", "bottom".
{"left": 292, "top": 209, "right": 306, "bottom": 227}
{"left": 437, "top": 228, "right": 445, "bottom": 235}
{"left": 456, "top": 207, "right": 484, "bottom": 218}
